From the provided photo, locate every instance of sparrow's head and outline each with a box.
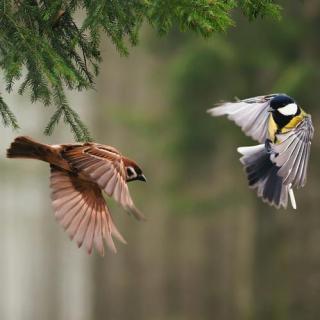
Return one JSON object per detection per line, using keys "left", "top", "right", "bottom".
{"left": 269, "top": 95, "right": 299, "bottom": 117}
{"left": 123, "top": 159, "right": 146, "bottom": 183}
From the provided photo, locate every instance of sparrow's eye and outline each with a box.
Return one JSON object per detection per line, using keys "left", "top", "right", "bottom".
{"left": 126, "top": 167, "right": 136, "bottom": 177}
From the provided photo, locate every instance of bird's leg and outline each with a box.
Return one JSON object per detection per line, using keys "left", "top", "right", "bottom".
{"left": 265, "top": 139, "right": 272, "bottom": 153}
{"left": 265, "top": 138, "right": 279, "bottom": 158}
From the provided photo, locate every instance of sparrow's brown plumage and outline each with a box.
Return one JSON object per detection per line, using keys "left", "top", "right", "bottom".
{"left": 7, "top": 136, "right": 146, "bottom": 256}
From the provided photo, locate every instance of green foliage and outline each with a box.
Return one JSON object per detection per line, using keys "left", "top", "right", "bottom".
{"left": 0, "top": 0, "right": 282, "bottom": 141}
{"left": 146, "top": 0, "right": 236, "bottom": 36}
{"left": 239, "top": 0, "right": 282, "bottom": 20}
{"left": 0, "top": 95, "right": 19, "bottom": 129}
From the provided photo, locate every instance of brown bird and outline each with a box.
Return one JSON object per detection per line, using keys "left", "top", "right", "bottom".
{"left": 7, "top": 136, "right": 146, "bottom": 256}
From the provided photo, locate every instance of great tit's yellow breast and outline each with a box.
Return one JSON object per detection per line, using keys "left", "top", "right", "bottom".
{"left": 280, "top": 109, "right": 306, "bottom": 134}
{"left": 269, "top": 108, "right": 307, "bottom": 142}
{"left": 268, "top": 115, "right": 278, "bottom": 142}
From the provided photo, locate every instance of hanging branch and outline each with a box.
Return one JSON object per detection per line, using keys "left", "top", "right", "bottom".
{"left": 0, "top": 94, "right": 19, "bottom": 129}
{"left": 0, "top": 0, "right": 282, "bottom": 141}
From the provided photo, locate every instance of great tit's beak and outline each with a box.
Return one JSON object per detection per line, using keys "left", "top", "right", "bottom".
{"left": 137, "top": 174, "right": 147, "bottom": 182}
{"left": 267, "top": 106, "right": 273, "bottom": 113}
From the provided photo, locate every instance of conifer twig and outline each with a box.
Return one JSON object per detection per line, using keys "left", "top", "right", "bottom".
{"left": 0, "top": 0, "right": 282, "bottom": 140}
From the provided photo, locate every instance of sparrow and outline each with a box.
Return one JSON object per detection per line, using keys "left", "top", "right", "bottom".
{"left": 207, "top": 94, "right": 314, "bottom": 209}
{"left": 7, "top": 136, "right": 147, "bottom": 255}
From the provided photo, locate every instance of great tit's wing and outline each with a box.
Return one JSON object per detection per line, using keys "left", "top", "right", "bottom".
{"left": 62, "top": 144, "right": 145, "bottom": 220}
{"left": 50, "top": 166, "right": 126, "bottom": 256}
{"left": 208, "top": 94, "right": 280, "bottom": 143}
{"left": 271, "top": 115, "right": 314, "bottom": 188}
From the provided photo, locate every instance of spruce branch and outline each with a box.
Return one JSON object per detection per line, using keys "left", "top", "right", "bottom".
{"left": 239, "top": 0, "right": 282, "bottom": 20}
{"left": 44, "top": 86, "right": 92, "bottom": 142}
{"left": 0, "top": 0, "right": 282, "bottom": 140}
{"left": 0, "top": 94, "right": 19, "bottom": 129}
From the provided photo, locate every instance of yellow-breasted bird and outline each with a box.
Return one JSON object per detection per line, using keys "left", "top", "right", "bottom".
{"left": 7, "top": 136, "right": 147, "bottom": 255}
{"left": 207, "top": 94, "right": 314, "bottom": 209}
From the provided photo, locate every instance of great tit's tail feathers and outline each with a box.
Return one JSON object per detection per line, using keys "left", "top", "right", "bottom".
{"left": 237, "top": 144, "right": 296, "bottom": 209}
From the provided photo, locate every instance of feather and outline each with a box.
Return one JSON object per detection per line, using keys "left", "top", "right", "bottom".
{"left": 208, "top": 94, "right": 278, "bottom": 143}
{"left": 49, "top": 167, "right": 125, "bottom": 255}
{"left": 62, "top": 143, "right": 145, "bottom": 220}
{"left": 272, "top": 115, "right": 314, "bottom": 188}
{"left": 288, "top": 186, "right": 297, "bottom": 210}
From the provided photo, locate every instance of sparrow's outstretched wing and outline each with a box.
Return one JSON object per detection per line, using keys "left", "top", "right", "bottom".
{"left": 207, "top": 94, "right": 279, "bottom": 143}
{"left": 62, "top": 144, "right": 145, "bottom": 220}
{"left": 50, "top": 166, "right": 126, "bottom": 256}
{"left": 271, "top": 115, "right": 314, "bottom": 188}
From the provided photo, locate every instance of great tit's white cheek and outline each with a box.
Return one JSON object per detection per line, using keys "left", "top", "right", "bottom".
{"left": 278, "top": 103, "right": 298, "bottom": 116}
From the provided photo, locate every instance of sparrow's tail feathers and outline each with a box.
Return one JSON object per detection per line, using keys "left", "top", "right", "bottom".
{"left": 7, "top": 136, "right": 49, "bottom": 161}
{"left": 237, "top": 144, "right": 295, "bottom": 209}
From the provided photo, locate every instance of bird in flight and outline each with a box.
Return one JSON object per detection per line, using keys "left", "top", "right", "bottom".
{"left": 208, "top": 94, "right": 314, "bottom": 209}
{"left": 7, "top": 136, "right": 146, "bottom": 255}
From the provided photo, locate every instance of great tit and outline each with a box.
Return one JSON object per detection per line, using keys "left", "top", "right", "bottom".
{"left": 207, "top": 94, "right": 314, "bottom": 209}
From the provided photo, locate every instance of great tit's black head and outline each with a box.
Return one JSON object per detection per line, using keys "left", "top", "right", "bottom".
{"left": 123, "top": 158, "right": 147, "bottom": 183}
{"left": 270, "top": 95, "right": 298, "bottom": 116}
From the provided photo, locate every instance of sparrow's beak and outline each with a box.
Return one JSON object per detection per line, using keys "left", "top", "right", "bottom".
{"left": 137, "top": 174, "right": 147, "bottom": 182}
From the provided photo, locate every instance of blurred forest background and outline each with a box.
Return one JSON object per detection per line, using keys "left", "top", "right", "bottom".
{"left": 1, "top": 1, "right": 320, "bottom": 319}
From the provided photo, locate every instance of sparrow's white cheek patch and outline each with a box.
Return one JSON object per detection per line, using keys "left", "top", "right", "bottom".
{"left": 278, "top": 103, "right": 298, "bottom": 116}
